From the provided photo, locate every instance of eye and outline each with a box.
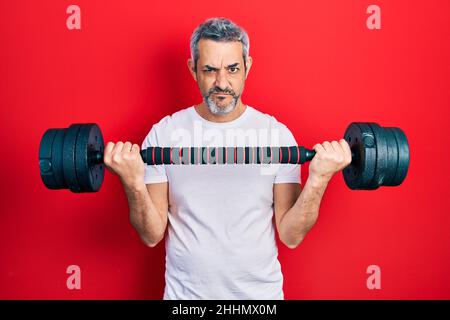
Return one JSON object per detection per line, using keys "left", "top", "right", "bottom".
{"left": 228, "top": 67, "right": 239, "bottom": 73}
{"left": 204, "top": 68, "right": 216, "bottom": 73}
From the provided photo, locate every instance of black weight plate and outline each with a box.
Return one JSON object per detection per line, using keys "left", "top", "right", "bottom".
{"left": 87, "top": 124, "right": 105, "bottom": 192}
{"left": 382, "top": 128, "right": 400, "bottom": 186}
{"left": 75, "top": 124, "right": 93, "bottom": 192}
{"left": 368, "top": 123, "right": 388, "bottom": 190}
{"left": 343, "top": 122, "right": 377, "bottom": 190}
{"left": 51, "top": 128, "right": 67, "bottom": 189}
{"left": 343, "top": 124, "right": 360, "bottom": 189}
{"left": 75, "top": 123, "right": 105, "bottom": 192}
{"left": 390, "top": 127, "right": 410, "bottom": 186}
{"left": 39, "top": 129, "right": 58, "bottom": 189}
{"left": 63, "top": 124, "right": 82, "bottom": 193}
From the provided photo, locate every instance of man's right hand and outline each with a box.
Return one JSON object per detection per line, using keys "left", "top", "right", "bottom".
{"left": 103, "top": 141, "right": 145, "bottom": 187}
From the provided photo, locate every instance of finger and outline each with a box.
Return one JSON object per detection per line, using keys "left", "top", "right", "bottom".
{"left": 123, "top": 141, "right": 133, "bottom": 153}
{"left": 331, "top": 140, "right": 342, "bottom": 154}
{"left": 104, "top": 142, "right": 115, "bottom": 156}
{"left": 112, "top": 141, "right": 124, "bottom": 154}
{"left": 339, "top": 139, "right": 352, "bottom": 163}
{"left": 131, "top": 144, "right": 140, "bottom": 154}
{"left": 312, "top": 143, "right": 326, "bottom": 153}
{"left": 322, "top": 141, "right": 333, "bottom": 152}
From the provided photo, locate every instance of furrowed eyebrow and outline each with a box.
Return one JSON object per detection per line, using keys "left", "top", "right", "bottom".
{"left": 226, "top": 63, "right": 239, "bottom": 68}
{"left": 203, "top": 65, "right": 218, "bottom": 70}
{"left": 203, "top": 63, "right": 240, "bottom": 70}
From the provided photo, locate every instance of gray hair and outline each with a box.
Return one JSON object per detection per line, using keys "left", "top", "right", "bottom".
{"left": 190, "top": 17, "right": 250, "bottom": 72}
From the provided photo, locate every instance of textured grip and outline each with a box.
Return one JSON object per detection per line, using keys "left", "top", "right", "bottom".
{"left": 140, "top": 146, "right": 315, "bottom": 165}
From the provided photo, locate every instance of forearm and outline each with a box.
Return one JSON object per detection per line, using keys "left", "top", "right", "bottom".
{"left": 123, "top": 182, "right": 166, "bottom": 247}
{"left": 278, "top": 175, "right": 329, "bottom": 248}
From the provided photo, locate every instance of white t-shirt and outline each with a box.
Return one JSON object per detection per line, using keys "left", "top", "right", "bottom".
{"left": 141, "top": 105, "right": 301, "bottom": 300}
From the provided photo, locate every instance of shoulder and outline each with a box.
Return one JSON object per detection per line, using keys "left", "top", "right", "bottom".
{"left": 249, "top": 106, "right": 294, "bottom": 134}
{"left": 152, "top": 106, "right": 193, "bottom": 130}
{"left": 248, "top": 105, "right": 298, "bottom": 145}
{"left": 250, "top": 107, "right": 297, "bottom": 146}
{"left": 141, "top": 106, "right": 193, "bottom": 145}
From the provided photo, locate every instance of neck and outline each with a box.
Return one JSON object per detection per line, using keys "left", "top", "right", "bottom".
{"left": 195, "top": 100, "right": 247, "bottom": 123}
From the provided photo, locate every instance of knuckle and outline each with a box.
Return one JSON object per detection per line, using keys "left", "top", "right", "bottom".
{"left": 112, "top": 154, "right": 122, "bottom": 163}
{"left": 124, "top": 152, "right": 135, "bottom": 159}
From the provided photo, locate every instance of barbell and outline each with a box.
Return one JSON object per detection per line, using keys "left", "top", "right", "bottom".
{"left": 38, "top": 122, "right": 409, "bottom": 193}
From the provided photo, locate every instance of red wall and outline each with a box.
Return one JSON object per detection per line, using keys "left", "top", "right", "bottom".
{"left": 1, "top": 0, "right": 449, "bottom": 299}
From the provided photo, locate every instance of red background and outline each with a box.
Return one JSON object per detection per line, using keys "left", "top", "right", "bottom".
{"left": 0, "top": 0, "right": 449, "bottom": 299}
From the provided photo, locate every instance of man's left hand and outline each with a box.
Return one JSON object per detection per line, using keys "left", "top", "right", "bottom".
{"left": 308, "top": 139, "right": 352, "bottom": 183}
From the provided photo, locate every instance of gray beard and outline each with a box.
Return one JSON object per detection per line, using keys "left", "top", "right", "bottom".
{"left": 204, "top": 95, "right": 238, "bottom": 115}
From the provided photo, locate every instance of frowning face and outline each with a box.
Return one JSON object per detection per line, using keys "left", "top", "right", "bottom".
{"left": 188, "top": 39, "right": 252, "bottom": 115}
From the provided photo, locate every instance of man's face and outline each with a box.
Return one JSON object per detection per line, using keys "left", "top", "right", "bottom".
{"left": 188, "top": 39, "right": 252, "bottom": 115}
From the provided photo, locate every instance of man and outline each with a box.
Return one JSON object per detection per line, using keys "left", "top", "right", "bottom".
{"left": 103, "top": 17, "right": 351, "bottom": 299}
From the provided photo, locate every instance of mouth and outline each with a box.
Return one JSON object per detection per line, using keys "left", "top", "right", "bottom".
{"left": 212, "top": 93, "right": 232, "bottom": 100}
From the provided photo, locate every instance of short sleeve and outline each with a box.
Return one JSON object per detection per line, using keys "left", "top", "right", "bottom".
{"left": 274, "top": 123, "right": 301, "bottom": 185}
{"left": 141, "top": 125, "right": 169, "bottom": 184}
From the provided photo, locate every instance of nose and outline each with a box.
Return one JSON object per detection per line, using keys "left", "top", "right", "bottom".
{"left": 214, "top": 70, "right": 230, "bottom": 92}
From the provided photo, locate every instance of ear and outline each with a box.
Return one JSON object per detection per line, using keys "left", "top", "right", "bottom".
{"left": 244, "top": 56, "right": 253, "bottom": 79}
{"left": 187, "top": 58, "right": 197, "bottom": 82}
